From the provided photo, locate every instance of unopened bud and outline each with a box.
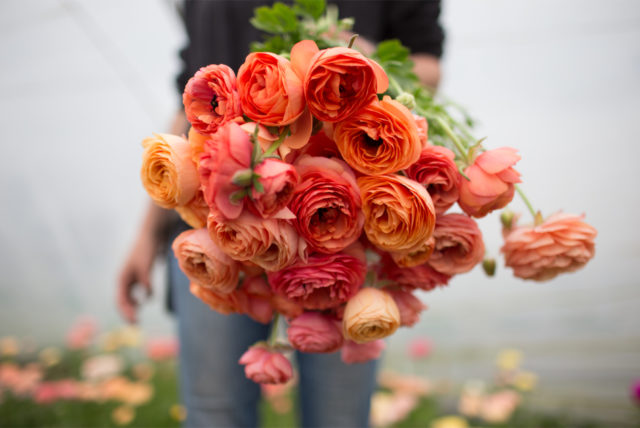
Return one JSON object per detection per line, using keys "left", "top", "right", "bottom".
{"left": 396, "top": 92, "right": 416, "bottom": 110}
{"left": 500, "top": 210, "right": 515, "bottom": 230}
{"left": 231, "top": 168, "right": 253, "bottom": 187}
{"left": 482, "top": 258, "right": 496, "bottom": 277}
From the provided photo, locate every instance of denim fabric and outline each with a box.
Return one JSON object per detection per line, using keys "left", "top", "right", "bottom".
{"left": 168, "top": 251, "right": 377, "bottom": 428}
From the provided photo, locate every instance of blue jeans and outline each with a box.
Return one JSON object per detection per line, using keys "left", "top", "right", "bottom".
{"left": 168, "top": 251, "right": 377, "bottom": 428}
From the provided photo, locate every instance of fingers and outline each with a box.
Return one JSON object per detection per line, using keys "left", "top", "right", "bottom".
{"left": 117, "top": 269, "right": 138, "bottom": 324}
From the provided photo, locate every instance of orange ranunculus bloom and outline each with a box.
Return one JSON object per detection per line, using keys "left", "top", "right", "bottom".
{"left": 171, "top": 228, "right": 239, "bottom": 294}
{"left": 342, "top": 287, "right": 400, "bottom": 344}
{"left": 427, "top": 213, "right": 485, "bottom": 275}
{"left": 183, "top": 64, "right": 242, "bottom": 135}
{"left": 458, "top": 147, "right": 521, "bottom": 218}
{"left": 190, "top": 283, "right": 244, "bottom": 315}
{"left": 292, "top": 40, "right": 388, "bottom": 122}
{"left": 390, "top": 237, "right": 435, "bottom": 268}
{"left": 175, "top": 187, "right": 209, "bottom": 229}
{"left": 334, "top": 97, "right": 421, "bottom": 175}
{"left": 141, "top": 133, "right": 199, "bottom": 208}
{"left": 237, "top": 52, "right": 304, "bottom": 127}
{"left": 501, "top": 212, "right": 597, "bottom": 281}
{"left": 358, "top": 174, "right": 436, "bottom": 254}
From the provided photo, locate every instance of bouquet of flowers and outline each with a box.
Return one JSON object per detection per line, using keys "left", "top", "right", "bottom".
{"left": 139, "top": 0, "right": 596, "bottom": 384}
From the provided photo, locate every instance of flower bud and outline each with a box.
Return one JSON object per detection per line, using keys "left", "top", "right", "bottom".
{"left": 482, "top": 258, "right": 496, "bottom": 277}
{"left": 500, "top": 210, "right": 515, "bottom": 230}
{"left": 231, "top": 168, "right": 254, "bottom": 187}
{"left": 396, "top": 92, "right": 416, "bottom": 110}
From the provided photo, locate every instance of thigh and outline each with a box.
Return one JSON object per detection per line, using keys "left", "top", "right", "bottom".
{"left": 296, "top": 350, "right": 378, "bottom": 428}
{"left": 169, "top": 251, "right": 270, "bottom": 427}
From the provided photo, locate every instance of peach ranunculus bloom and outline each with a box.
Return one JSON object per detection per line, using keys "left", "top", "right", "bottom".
{"left": 198, "top": 121, "right": 253, "bottom": 219}
{"left": 267, "top": 244, "right": 367, "bottom": 310}
{"left": 141, "top": 133, "right": 199, "bottom": 208}
{"left": 237, "top": 52, "right": 304, "bottom": 127}
{"left": 386, "top": 288, "right": 427, "bottom": 327}
{"left": 289, "top": 156, "right": 364, "bottom": 254}
{"left": 172, "top": 228, "right": 240, "bottom": 294}
{"left": 334, "top": 97, "right": 421, "bottom": 176}
{"left": 190, "top": 283, "right": 244, "bottom": 315}
{"left": 389, "top": 236, "right": 435, "bottom": 268}
{"left": 501, "top": 212, "right": 597, "bottom": 281}
{"left": 406, "top": 145, "right": 461, "bottom": 214}
{"left": 427, "top": 213, "right": 485, "bottom": 276}
{"left": 458, "top": 147, "right": 521, "bottom": 218}
{"left": 358, "top": 174, "right": 436, "bottom": 254}
{"left": 251, "top": 159, "right": 299, "bottom": 219}
{"left": 291, "top": 40, "right": 388, "bottom": 122}
{"left": 342, "top": 287, "right": 400, "bottom": 343}
{"left": 207, "top": 210, "right": 299, "bottom": 272}
{"left": 377, "top": 253, "right": 450, "bottom": 292}
{"left": 287, "top": 312, "right": 344, "bottom": 353}
{"left": 175, "top": 187, "right": 209, "bottom": 229}
{"left": 341, "top": 339, "right": 386, "bottom": 364}
{"left": 239, "top": 345, "right": 293, "bottom": 385}
{"left": 183, "top": 64, "right": 243, "bottom": 135}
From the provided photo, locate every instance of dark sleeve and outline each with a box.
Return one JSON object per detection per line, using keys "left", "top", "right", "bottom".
{"left": 384, "top": 0, "right": 444, "bottom": 58}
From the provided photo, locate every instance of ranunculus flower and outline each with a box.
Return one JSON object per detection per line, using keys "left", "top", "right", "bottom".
{"left": 292, "top": 40, "right": 388, "bottom": 122}
{"left": 66, "top": 316, "right": 97, "bottom": 349}
{"left": 183, "top": 64, "right": 242, "bottom": 135}
{"left": 389, "top": 237, "right": 435, "bottom": 268}
{"left": 207, "top": 210, "right": 299, "bottom": 272}
{"left": 427, "top": 214, "right": 485, "bottom": 276}
{"left": 237, "top": 276, "right": 274, "bottom": 324}
{"left": 341, "top": 339, "right": 386, "bottom": 364}
{"left": 289, "top": 156, "right": 364, "bottom": 254}
{"left": 378, "top": 254, "right": 450, "bottom": 292}
{"left": 172, "top": 228, "right": 240, "bottom": 294}
{"left": 342, "top": 287, "right": 400, "bottom": 343}
{"left": 271, "top": 294, "right": 304, "bottom": 319}
{"left": 501, "top": 212, "right": 597, "bottom": 281}
{"left": 334, "top": 97, "right": 421, "bottom": 175}
{"left": 187, "top": 127, "right": 209, "bottom": 165}
{"left": 408, "top": 337, "right": 432, "bottom": 359}
{"left": 287, "top": 312, "right": 344, "bottom": 353}
{"left": 175, "top": 187, "right": 209, "bottom": 229}
{"left": 141, "top": 133, "right": 199, "bottom": 208}
{"left": 237, "top": 52, "right": 304, "bottom": 127}
{"left": 387, "top": 289, "right": 427, "bottom": 327}
{"left": 406, "top": 145, "right": 460, "bottom": 214}
{"left": 459, "top": 147, "right": 521, "bottom": 218}
{"left": 414, "top": 114, "right": 429, "bottom": 147}
{"left": 251, "top": 159, "right": 299, "bottom": 219}
{"left": 358, "top": 174, "right": 436, "bottom": 254}
{"left": 190, "top": 283, "right": 245, "bottom": 315}
{"left": 239, "top": 345, "right": 293, "bottom": 384}
{"left": 267, "top": 244, "right": 366, "bottom": 310}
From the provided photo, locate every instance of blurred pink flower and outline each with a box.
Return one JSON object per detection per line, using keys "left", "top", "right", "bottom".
{"left": 341, "top": 339, "right": 385, "bottom": 364}
{"left": 81, "top": 355, "right": 124, "bottom": 381}
{"left": 145, "top": 337, "right": 179, "bottom": 361}
{"left": 0, "top": 362, "right": 42, "bottom": 396}
{"left": 408, "top": 337, "right": 432, "bottom": 360}
{"left": 34, "top": 379, "right": 80, "bottom": 404}
{"left": 480, "top": 390, "right": 521, "bottom": 424}
{"left": 66, "top": 316, "right": 98, "bottom": 349}
{"left": 239, "top": 345, "right": 293, "bottom": 384}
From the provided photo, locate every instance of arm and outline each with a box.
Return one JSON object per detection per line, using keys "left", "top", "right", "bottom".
{"left": 117, "top": 110, "right": 189, "bottom": 323}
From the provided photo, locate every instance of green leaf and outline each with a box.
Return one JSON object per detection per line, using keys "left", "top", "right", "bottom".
{"left": 250, "top": 2, "right": 298, "bottom": 35}
{"left": 230, "top": 189, "right": 248, "bottom": 203}
{"left": 252, "top": 176, "right": 265, "bottom": 193}
{"left": 293, "top": 0, "right": 325, "bottom": 20}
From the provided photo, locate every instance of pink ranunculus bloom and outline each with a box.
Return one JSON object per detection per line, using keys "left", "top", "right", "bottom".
{"left": 146, "top": 337, "right": 179, "bottom": 361}
{"left": 287, "top": 312, "right": 344, "bottom": 353}
{"left": 289, "top": 156, "right": 364, "bottom": 254}
{"left": 237, "top": 276, "right": 274, "bottom": 325}
{"left": 501, "top": 212, "right": 597, "bottom": 281}
{"left": 66, "top": 316, "right": 97, "bottom": 349}
{"left": 408, "top": 337, "right": 432, "bottom": 359}
{"left": 247, "top": 218, "right": 301, "bottom": 272}
{"left": 199, "top": 121, "right": 253, "bottom": 219}
{"left": 427, "top": 213, "right": 485, "bottom": 276}
{"left": 239, "top": 345, "right": 293, "bottom": 384}
{"left": 387, "top": 289, "right": 427, "bottom": 327}
{"left": 191, "top": 283, "right": 246, "bottom": 315}
{"left": 251, "top": 159, "right": 299, "bottom": 218}
{"left": 340, "top": 339, "right": 386, "bottom": 364}
{"left": 267, "top": 244, "right": 366, "bottom": 310}
{"left": 183, "top": 64, "right": 242, "bottom": 135}
{"left": 377, "top": 253, "right": 450, "bottom": 292}
{"left": 406, "top": 145, "right": 460, "bottom": 214}
{"left": 458, "top": 147, "right": 521, "bottom": 218}
{"left": 413, "top": 114, "right": 429, "bottom": 147}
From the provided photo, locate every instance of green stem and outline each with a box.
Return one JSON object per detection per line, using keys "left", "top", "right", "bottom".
{"left": 262, "top": 126, "right": 290, "bottom": 159}
{"left": 515, "top": 184, "right": 537, "bottom": 220}
{"left": 268, "top": 313, "right": 281, "bottom": 346}
{"left": 388, "top": 75, "right": 404, "bottom": 97}
{"left": 347, "top": 34, "right": 358, "bottom": 49}
{"left": 434, "top": 116, "right": 469, "bottom": 163}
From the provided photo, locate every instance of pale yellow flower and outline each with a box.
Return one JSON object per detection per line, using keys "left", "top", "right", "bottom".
{"left": 170, "top": 404, "right": 187, "bottom": 422}
{"left": 39, "top": 347, "right": 61, "bottom": 367}
{"left": 112, "top": 405, "right": 135, "bottom": 425}
{"left": 513, "top": 371, "right": 538, "bottom": 391}
{"left": 496, "top": 349, "right": 522, "bottom": 371}
{"left": 0, "top": 337, "right": 19, "bottom": 357}
{"left": 430, "top": 415, "right": 469, "bottom": 428}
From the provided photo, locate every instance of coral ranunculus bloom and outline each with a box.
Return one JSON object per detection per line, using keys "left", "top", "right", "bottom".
{"left": 239, "top": 345, "right": 293, "bottom": 385}
{"left": 141, "top": 133, "right": 199, "bottom": 208}
{"left": 358, "top": 174, "right": 436, "bottom": 254}
{"left": 427, "top": 214, "right": 485, "bottom": 276}
{"left": 183, "top": 64, "right": 242, "bottom": 135}
{"left": 251, "top": 159, "right": 299, "bottom": 219}
{"left": 287, "top": 312, "right": 344, "bottom": 353}
{"left": 294, "top": 40, "right": 388, "bottom": 122}
{"left": 334, "top": 97, "right": 421, "bottom": 175}
{"left": 501, "top": 212, "right": 597, "bottom": 281}
{"left": 237, "top": 52, "right": 304, "bottom": 127}
{"left": 289, "top": 156, "right": 364, "bottom": 254}
{"left": 378, "top": 253, "right": 450, "bottom": 292}
{"left": 458, "top": 147, "right": 521, "bottom": 218}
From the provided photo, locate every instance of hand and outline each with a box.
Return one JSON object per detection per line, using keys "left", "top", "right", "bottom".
{"left": 117, "top": 233, "right": 156, "bottom": 323}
